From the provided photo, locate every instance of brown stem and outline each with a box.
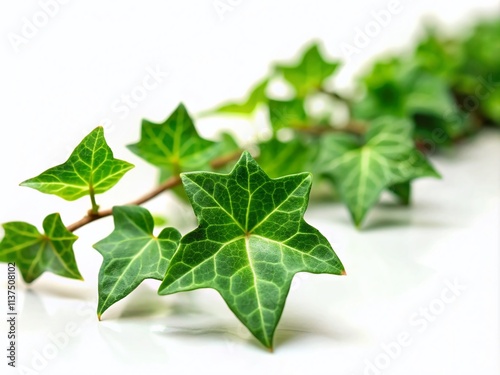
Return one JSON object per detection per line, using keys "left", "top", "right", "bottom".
{"left": 66, "top": 150, "right": 243, "bottom": 233}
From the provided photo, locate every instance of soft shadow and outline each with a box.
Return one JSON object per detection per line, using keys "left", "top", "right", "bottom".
{"left": 115, "top": 284, "right": 203, "bottom": 320}
{"left": 362, "top": 217, "right": 452, "bottom": 231}
{"left": 97, "top": 323, "right": 170, "bottom": 362}
{"left": 20, "top": 290, "right": 49, "bottom": 331}
{"left": 274, "top": 313, "right": 364, "bottom": 349}
{"left": 154, "top": 323, "right": 263, "bottom": 351}
{"left": 33, "top": 281, "right": 94, "bottom": 301}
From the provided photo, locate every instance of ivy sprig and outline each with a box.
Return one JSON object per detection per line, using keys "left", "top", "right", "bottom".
{"left": 1, "top": 16, "right": 498, "bottom": 351}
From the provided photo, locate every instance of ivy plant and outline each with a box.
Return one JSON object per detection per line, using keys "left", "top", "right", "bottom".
{"left": 1, "top": 16, "right": 498, "bottom": 350}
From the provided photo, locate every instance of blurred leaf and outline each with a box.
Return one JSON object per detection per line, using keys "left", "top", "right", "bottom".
{"left": 257, "top": 137, "right": 311, "bottom": 178}
{"left": 276, "top": 43, "right": 340, "bottom": 97}
{"left": 316, "top": 118, "right": 438, "bottom": 226}
{"left": 414, "top": 25, "right": 463, "bottom": 81}
{"left": 268, "top": 99, "right": 307, "bottom": 131}
{"left": 208, "top": 79, "right": 269, "bottom": 115}
{"left": 388, "top": 182, "right": 412, "bottom": 205}
{"left": 354, "top": 57, "right": 472, "bottom": 144}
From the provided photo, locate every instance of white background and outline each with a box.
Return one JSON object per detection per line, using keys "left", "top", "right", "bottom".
{"left": 0, "top": 1, "right": 499, "bottom": 374}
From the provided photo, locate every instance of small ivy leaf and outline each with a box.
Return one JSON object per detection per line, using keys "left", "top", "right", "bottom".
{"left": 275, "top": 43, "right": 340, "bottom": 98}
{"left": 257, "top": 137, "right": 311, "bottom": 178}
{"left": 207, "top": 79, "right": 269, "bottom": 116}
{"left": 316, "top": 118, "right": 438, "bottom": 227}
{"left": 20, "top": 127, "right": 134, "bottom": 201}
{"left": 0, "top": 214, "right": 82, "bottom": 283}
{"left": 268, "top": 99, "right": 307, "bottom": 132}
{"left": 158, "top": 152, "right": 345, "bottom": 349}
{"left": 127, "top": 104, "right": 218, "bottom": 174}
{"left": 93, "top": 206, "right": 181, "bottom": 319}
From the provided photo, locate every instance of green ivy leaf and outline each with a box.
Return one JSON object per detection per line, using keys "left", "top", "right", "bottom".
{"left": 276, "top": 43, "right": 340, "bottom": 97}
{"left": 208, "top": 79, "right": 269, "bottom": 115}
{"left": 0, "top": 214, "right": 82, "bottom": 283}
{"left": 316, "top": 118, "right": 438, "bottom": 227}
{"left": 268, "top": 99, "right": 307, "bottom": 131}
{"left": 158, "top": 152, "right": 345, "bottom": 349}
{"left": 127, "top": 104, "right": 218, "bottom": 174}
{"left": 93, "top": 206, "right": 181, "bottom": 318}
{"left": 20, "top": 127, "right": 133, "bottom": 201}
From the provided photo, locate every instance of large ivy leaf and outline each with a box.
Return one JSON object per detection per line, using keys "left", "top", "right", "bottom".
{"left": 21, "top": 127, "right": 133, "bottom": 201}
{"left": 316, "top": 118, "right": 439, "bottom": 227}
{"left": 93, "top": 206, "right": 180, "bottom": 318}
{"left": 276, "top": 43, "right": 340, "bottom": 97}
{"left": 0, "top": 213, "right": 82, "bottom": 283}
{"left": 158, "top": 152, "right": 345, "bottom": 349}
{"left": 208, "top": 79, "right": 269, "bottom": 115}
{"left": 127, "top": 104, "right": 218, "bottom": 174}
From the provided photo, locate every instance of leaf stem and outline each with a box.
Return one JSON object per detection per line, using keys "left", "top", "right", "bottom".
{"left": 89, "top": 187, "right": 100, "bottom": 214}
{"left": 66, "top": 150, "right": 242, "bottom": 233}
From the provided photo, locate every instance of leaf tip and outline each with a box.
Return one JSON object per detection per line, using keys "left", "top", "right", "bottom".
{"left": 19, "top": 179, "right": 32, "bottom": 187}
{"left": 341, "top": 269, "right": 347, "bottom": 276}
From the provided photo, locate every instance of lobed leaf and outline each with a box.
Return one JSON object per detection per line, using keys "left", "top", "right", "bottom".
{"left": 316, "top": 118, "right": 439, "bottom": 226}
{"left": 158, "top": 152, "right": 344, "bottom": 349}
{"left": 21, "top": 127, "right": 134, "bottom": 201}
{"left": 93, "top": 206, "right": 181, "bottom": 318}
{"left": 276, "top": 43, "right": 340, "bottom": 98}
{"left": 127, "top": 104, "right": 218, "bottom": 174}
{"left": 0, "top": 214, "right": 82, "bottom": 283}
